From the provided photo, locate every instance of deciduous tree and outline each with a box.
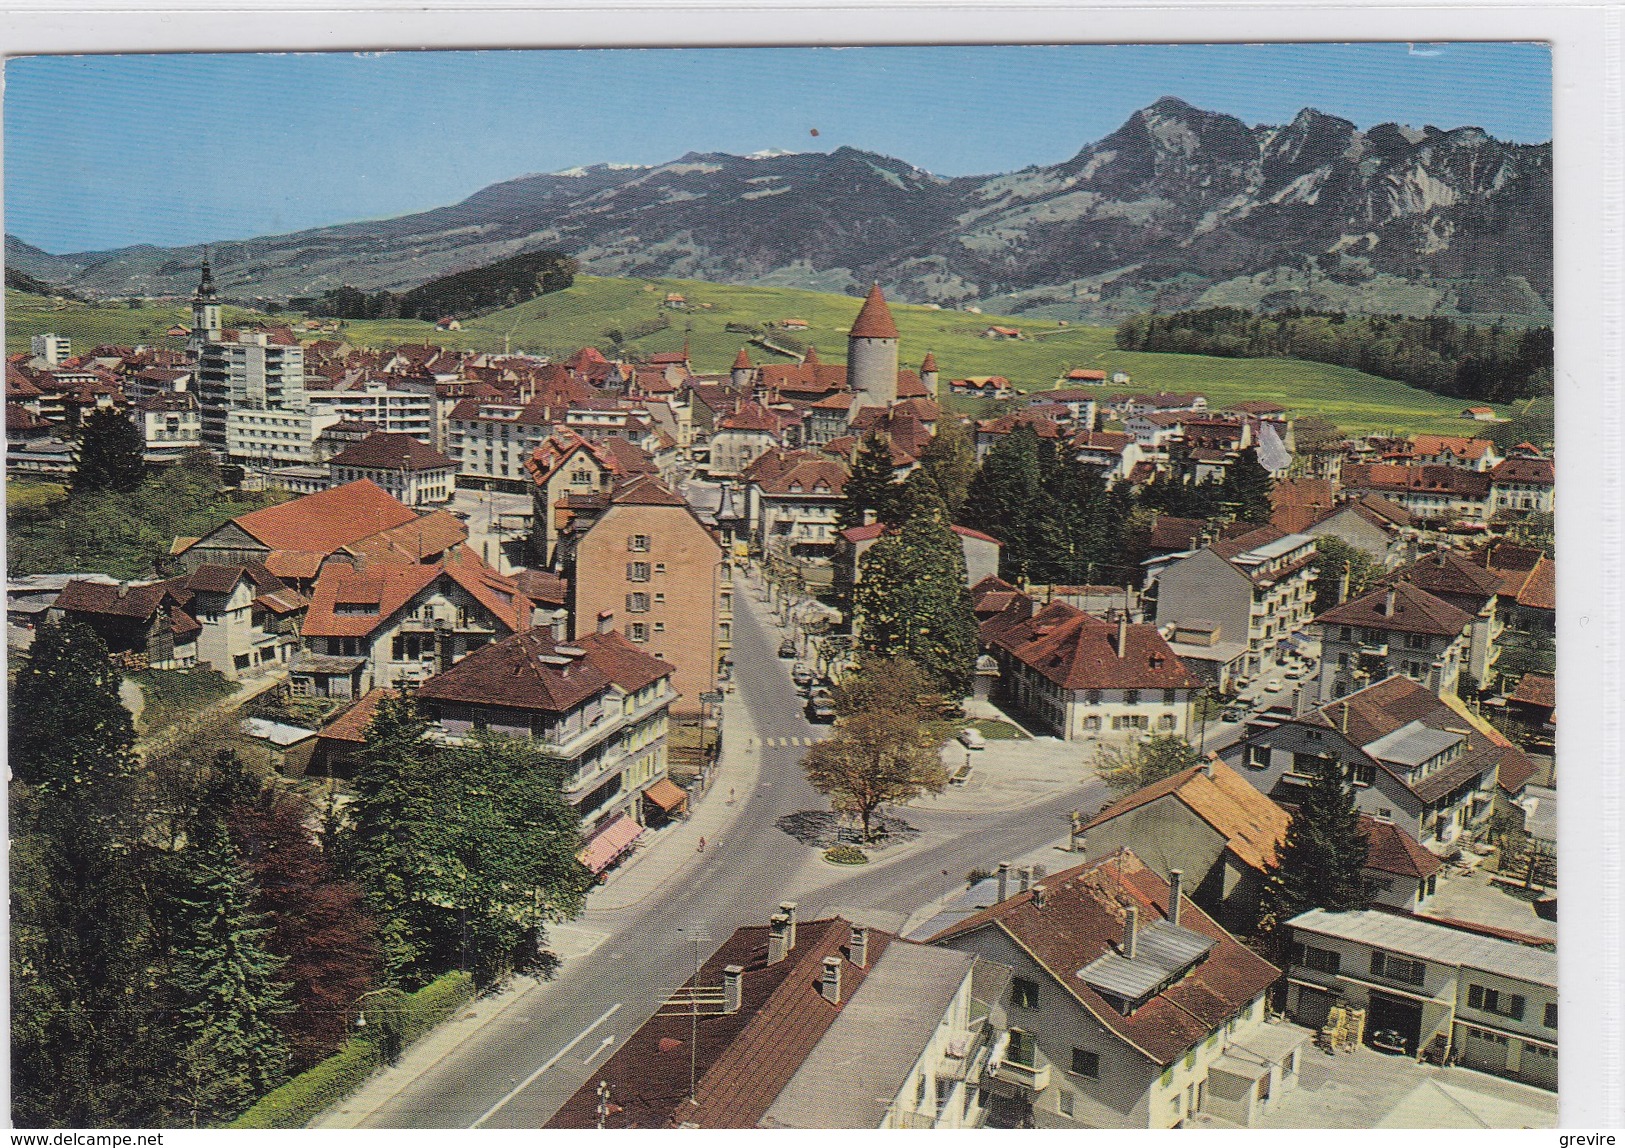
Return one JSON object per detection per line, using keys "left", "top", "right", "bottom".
{"left": 1092, "top": 735, "right": 1202, "bottom": 794}
{"left": 801, "top": 709, "right": 947, "bottom": 842}
{"left": 918, "top": 412, "right": 978, "bottom": 519}
{"left": 961, "top": 423, "right": 1045, "bottom": 580}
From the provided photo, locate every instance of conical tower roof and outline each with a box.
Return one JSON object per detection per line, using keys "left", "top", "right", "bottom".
{"left": 920, "top": 351, "right": 938, "bottom": 372}
{"left": 850, "top": 283, "right": 899, "bottom": 340}
{"left": 732, "top": 348, "right": 753, "bottom": 370}
{"left": 803, "top": 345, "right": 821, "bottom": 366}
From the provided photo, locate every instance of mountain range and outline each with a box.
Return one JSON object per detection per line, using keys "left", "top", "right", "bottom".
{"left": 5, "top": 97, "right": 1552, "bottom": 323}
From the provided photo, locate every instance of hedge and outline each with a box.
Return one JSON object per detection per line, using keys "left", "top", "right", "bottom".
{"left": 230, "top": 971, "right": 476, "bottom": 1129}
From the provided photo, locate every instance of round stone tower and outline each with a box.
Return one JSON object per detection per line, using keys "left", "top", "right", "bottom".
{"left": 847, "top": 283, "right": 899, "bottom": 417}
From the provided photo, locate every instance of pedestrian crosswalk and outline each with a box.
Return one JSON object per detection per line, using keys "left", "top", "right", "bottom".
{"left": 763, "top": 735, "right": 829, "bottom": 748}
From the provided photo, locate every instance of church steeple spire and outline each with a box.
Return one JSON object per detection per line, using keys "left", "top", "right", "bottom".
{"left": 195, "top": 248, "right": 217, "bottom": 301}
{"left": 189, "top": 250, "right": 222, "bottom": 351}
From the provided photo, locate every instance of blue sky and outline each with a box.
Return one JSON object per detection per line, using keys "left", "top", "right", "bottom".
{"left": 5, "top": 43, "right": 1550, "bottom": 255}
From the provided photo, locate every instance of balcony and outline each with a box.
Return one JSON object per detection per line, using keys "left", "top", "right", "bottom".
{"left": 987, "top": 1032, "right": 1051, "bottom": 1093}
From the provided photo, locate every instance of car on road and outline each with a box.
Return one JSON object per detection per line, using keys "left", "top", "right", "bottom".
{"left": 1234, "top": 675, "right": 1253, "bottom": 690}
{"left": 957, "top": 727, "right": 987, "bottom": 750}
{"left": 1220, "top": 707, "right": 1243, "bottom": 722}
{"left": 791, "top": 664, "right": 814, "bottom": 689}
{"left": 805, "top": 695, "right": 837, "bottom": 723}
{"left": 1264, "top": 678, "right": 1283, "bottom": 693}
{"left": 777, "top": 638, "right": 796, "bottom": 658}
{"left": 1285, "top": 667, "right": 1304, "bottom": 680}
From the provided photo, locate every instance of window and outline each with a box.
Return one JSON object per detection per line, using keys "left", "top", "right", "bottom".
{"left": 653, "top": 622, "right": 665, "bottom": 633}
{"left": 628, "top": 534, "right": 650, "bottom": 553}
{"left": 626, "top": 592, "right": 650, "bottom": 613}
{"left": 1339, "top": 626, "right": 1352, "bottom": 642}
{"left": 1406, "top": 632, "right": 1431, "bottom": 650}
{"left": 1245, "top": 743, "right": 1270, "bottom": 769}
{"left": 1085, "top": 689, "right": 1102, "bottom": 706}
{"left": 1369, "top": 951, "right": 1426, "bottom": 986}
{"left": 627, "top": 562, "right": 651, "bottom": 582}
{"left": 1544, "top": 1003, "right": 1558, "bottom": 1029}
{"left": 1058, "top": 1090, "right": 1075, "bottom": 1118}
{"left": 1070, "top": 1049, "right": 1099, "bottom": 1078}
{"left": 1084, "top": 716, "right": 1102, "bottom": 732}
{"left": 1290, "top": 944, "right": 1341, "bottom": 975}
{"left": 654, "top": 593, "right": 666, "bottom": 605}
{"left": 1467, "top": 985, "right": 1525, "bottom": 1020}
{"left": 654, "top": 563, "right": 667, "bottom": 575}
{"left": 626, "top": 622, "right": 648, "bottom": 643}
{"left": 1351, "top": 763, "right": 1377, "bottom": 786}
{"left": 1007, "top": 1030, "right": 1037, "bottom": 1068}
{"left": 1158, "top": 714, "right": 1178, "bottom": 731}
{"left": 1124, "top": 689, "right": 1142, "bottom": 707}
{"left": 1112, "top": 714, "right": 1149, "bottom": 731}
{"left": 1012, "top": 977, "right": 1040, "bottom": 1009}
{"left": 915, "top": 1074, "right": 926, "bottom": 1107}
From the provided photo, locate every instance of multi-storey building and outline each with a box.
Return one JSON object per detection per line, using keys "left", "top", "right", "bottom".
{"left": 1286, "top": 909, "right": 1556, "bottom": 1089}
{"left": 978, "top": 594, "right": 1201, "bottom": 744}
{"left": 1146, "top": 527, "right": 1318, "bottom": 683}
{"left": 1487, "top": 457, "right": 1556, "bottom": 516}
{"left": 130, "top": 393, "right": 202, "bottom": 462}
{"left": 1315, "top": 581, "right": 1472, "bottom": 702}
{"left": 327, "top": 431, "right": 457, "bottom": 507}
{"left": 563, "top": 474, "right": 728, "bottom": 721}
{"left": 524, "top": 430, "right": 659, "bottom": 566}
{"left": 415, "top": 623, "right": 676, "bottom": 835}
{"left": 191, "top": 260, "right": 310, "bottom": 459}
{"left": 445, "top": 397, "right": 559, "bottom": 490}
{"left": 304, "top": 374, "right": 437, "bottom": 443}
{"left": 927, "top": 850, "right": 1299, "bottom": 1129}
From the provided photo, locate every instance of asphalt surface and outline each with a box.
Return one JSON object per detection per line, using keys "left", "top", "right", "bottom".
{"left": 353, "top": 577, "right": 1106, "bottom": 1128}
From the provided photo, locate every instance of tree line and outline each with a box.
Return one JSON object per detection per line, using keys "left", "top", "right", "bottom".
{"left": 302, "top": 249, "right": 577, "bottom": 321}
{"left": 10, "top": 622, "right": 591, "bottom": 1128}
{"left": 1115, "top": 307, "right": 1553, "bottom": 405}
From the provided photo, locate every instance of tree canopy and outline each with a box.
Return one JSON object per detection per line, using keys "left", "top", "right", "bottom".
{"left": 1263, "top": 754, "right": 1375, "bottom": 935}
{"left": 73, "top": 407, "right": 147, "bottom": 494}
{"left": 1093, "top": 735, "right": 1203, "bottom": 795}
{"left": 838, "top": 430, "right": 902, "bottom": 532}
{"left": 801, "top": 709, "right": 947, "bottom": 842}
{"left": 917, "top": 413, "right": 978, "bottom": 519}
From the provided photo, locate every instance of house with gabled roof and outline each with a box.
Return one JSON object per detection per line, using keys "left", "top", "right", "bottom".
{"left": 1487, "top": 456, "right": 1555, "bottom": 516}
{"left": 176, "top": 478, "right": 421, "bottom": 573}
{"left": 1220, "top": 674, "right": 1529, "bottom": 853}
{"left": 290, "top": 545, "right": 529, "bottom": 699}
{"left": 180, "top": 560, "right": 307, "bottom": 679}
{"left": 978, "top": 593, "right": 1201, "bottom": 743}
{"left": 327, "top": 431, "right": 456, "bottom": 506}
{"left": 548, "top": 907, "right": 1012, "bottom": 1129}
{"left": 1079, "top": 757, "right": 1291, "bottom": 932}
{"left": 1378, "top": 551, "right": 1506, "bottom": 690}
{"left": 1314, "top": 580, "right": 1473, "bottom": 702}
{"left": 741, "top": 450, "right": 849, "bottom": 560}
{"left": 926, "top": 849, "right": 1297, "bottom": 1129}
{"left": 52, "top": 577, "right": 202, "bottom": 670}
{"left": 415, "top": 622, "right": 675, "bottom": 835}
{"left": 524, "top": 429, "right": 659, "bottom": 566}
{"left": 1301, "top": 494, "right": 1419, "bottom": 569}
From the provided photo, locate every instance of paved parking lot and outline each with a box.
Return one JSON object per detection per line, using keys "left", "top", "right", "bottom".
{"left": 926, "top": 733, "right": 1095, "bottom": 814}
{"left": 1239, "top": 1044, "right": 1556, "bottom": 1129}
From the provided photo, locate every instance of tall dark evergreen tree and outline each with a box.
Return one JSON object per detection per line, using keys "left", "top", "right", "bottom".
{"left": 961, "top": 423, "right": 1045, "bottom": 581}
{"left": 164, "top": 833, "right": 293, "bottom": 1126}
{"left": 73, "top": 406, "right": 147, "bottom": 494}
{"left": 9, "top": 620, "right": 165, "bottom": 1127}
{"left": 853, "top": 478, "right": 978, "bottom": 695}
{"left": 1264, "top": 752, "right": 1376, "bottom": 934}
{"left": 1218, "top": 446, "right": 1275, "bottom": 525}
{"left": 918, "top": 412, "right": 978, "bottom": 520}
{"left": 1031, "top": 456, "right": 1114, "bottom": 585}
{"left": 838, "top": 430, "right": 902, "bottom": 531}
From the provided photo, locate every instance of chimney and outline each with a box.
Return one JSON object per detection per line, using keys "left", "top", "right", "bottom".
{"left": 723, "top": 965, "right": 744, "bottom": 1014}
{"left": 1018, "top": 865, "right": 1032, "bottom": 893}
{"left": 597, "top": 609, "right": 615, "bottom": 635}
{"left": 1070, "top": 812, "right": 1086, "bottom": 854}
{"left": 1383, "top": 587, "right": 1397, "bottom": 617}
{"left": 767, "top": 913, "right": 790, "bottom": 965}
{"left": 849, "top": 925, "right": 869, "bottom": 969}
{"left": 117, "top": 581, "right": 131, "bottom": 599}
{"left": 1204, "top": 752, "right": 1218, "bottom": 778}
{"left": 778, "top": 902, "right": 798, "bottom": 952}
{"left": 997, "top": 862, "right": 1011, "bottom": 902}
{"left": 1168, "top": 870, "right": 1184, "bottom": 927}
{"left": 821, "top": 956, "right": 843, "bottom": 1005}
{"left": 1032, "top": 863, "right": 1047, "bottom": 882}
{"left": 1124, "top": 906, "right": 1139, "bottom": 960}
{"left": 550, "top": 608, "right": 569, "bottom": 642}
{"left": 1116, "top": 614, "right": 1129, "bottom": 659}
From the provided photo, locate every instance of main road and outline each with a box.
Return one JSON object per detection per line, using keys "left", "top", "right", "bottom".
{"left": 353, "top": 573, "right": 1106, "bottom": 1128}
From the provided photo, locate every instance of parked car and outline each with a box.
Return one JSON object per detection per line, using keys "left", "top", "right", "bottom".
{"left": 1369, "top": 1029, "right": 1410, "bottom": 1056}
{"left": 778, "top": 638, "right": 797, "bottom": 658}
{"left": 957, "top": 727, "right": 987, "bottom": 750}
{"left": 1284, "top": 667, "right": 1303, "bottom": 680}
{"left": 1220, "top": 708, "right": 1243, "bottom": 722}
{"left": 805, "top": 696, "right": 837, "bottom": 723}
{"left": 791, "top": 664, "right": 814, "bottom": 688}
{"left": 1264, "top": 679, "right": 1283, "bottom": 693}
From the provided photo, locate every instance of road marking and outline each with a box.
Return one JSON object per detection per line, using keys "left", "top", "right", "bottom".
{"left": 582, "top": 1035, "right": 615, "bottom": 1065}
{"left": 470, "top": 1002, "right": 622, "bottom": 1128}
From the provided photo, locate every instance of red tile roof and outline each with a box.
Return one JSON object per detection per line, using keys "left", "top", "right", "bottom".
{"left": 982, "top": 600, "right": 1199, "bottom": 691}
{"left": 1509, "top": 672, "right": 1555, "bottom": 710}
{"left": 548, "top": 917, "right": 895, "bottom": 1128}
{"left": 416, "top": 627, "right": 672, "bottom": 715}
{"left": 848, "top": 283, "right": 899, "bottom": 340}
{"left": 928, "top": 850, "right": 1279, "bottom": 1064}
{"left": 317, "top": 688, "right": 398, "bottom": 745}
{"left": 302, "top": 548, "right": 524, "bottom": 639}
{"left": 1084, "top": 760, "right": 1290, "bottom": 874}
{"left": 1488, "top": 457, "right": 1555, "bottom": 486}
{"left": 1385, "top": 550, "right": 1503, "bottom": 601}
{"left": 1359, "top": 815, "right": 1444, "bottom": 879}
{"left": 327, "top": 432, "right": 455, "bottom": 472}
{"left": 231, "top": 480, "right": 419, "bottom": 554}
{"left": 1315, "top": 579, "right": 1472, "bottom": 637}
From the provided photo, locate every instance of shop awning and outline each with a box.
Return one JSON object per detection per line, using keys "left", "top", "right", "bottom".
{"left": 580, "top": 813, "right": 644, "bottom": 875}
{"left": 643, "top": 777, "right": 689, "bottom": 814}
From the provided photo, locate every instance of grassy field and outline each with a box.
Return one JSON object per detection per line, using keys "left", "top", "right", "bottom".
{"left": 5, "top": 479, "right": 68, "bottom": 513}
{"left": 7, "top": 275, "right": 1506, "bottom": 435}
{"left": 3, "top": 289, "right": 280, "bottom": 357}
{"left": 129, "top": 667, "right": 235, "bottom": 736}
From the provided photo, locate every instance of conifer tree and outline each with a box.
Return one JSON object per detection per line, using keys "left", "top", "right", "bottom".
{"left": 838, "top": 430, "right": 902, "bottom": 531}
{"left": 1264, "top": 752, "right": 1376, "bottom": 934}
{"left": 853, "top": 476, "right": 977, "bottom": 695}
{"left": 918, "top": 412, "right": 978, "bottom": 519}
{"left": 73, "top": 406, "right": 147, "bottom": 493}
{"left": 9, "top": 618, "right": 137, "bottom": 806}
{"left": 961, "top": 423, "right": 1045, "bottom": 581}
{"left": 1219, "top": 445, "right": 1275, "bottom": 525}
{"left": 164, "top": 833, "right": 292, "bottom": 1126}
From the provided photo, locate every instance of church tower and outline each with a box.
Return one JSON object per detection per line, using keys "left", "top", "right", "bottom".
{"left": 189, "top": 253, "right": 222, "bottom": 353}
{"left": 919, "top": 351, "right": 940, "bottom": 398}
{"left": 847, "top": 282, "right": 899, "bottom": 419}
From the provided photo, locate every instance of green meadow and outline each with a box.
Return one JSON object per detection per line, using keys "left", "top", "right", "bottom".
{"left": 7, "top": 275, "right": 1507, "bottom": 436}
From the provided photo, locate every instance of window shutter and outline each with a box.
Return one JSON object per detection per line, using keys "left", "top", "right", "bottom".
{"left": 1468, "top": 985, "right": 1484, "bottom": 1010}
{"left": 1370, "top": 951, "right": 1385, "bottom": 977}
{"left": 1510, "top": 995, "right": 1525, "bottom": 1021}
